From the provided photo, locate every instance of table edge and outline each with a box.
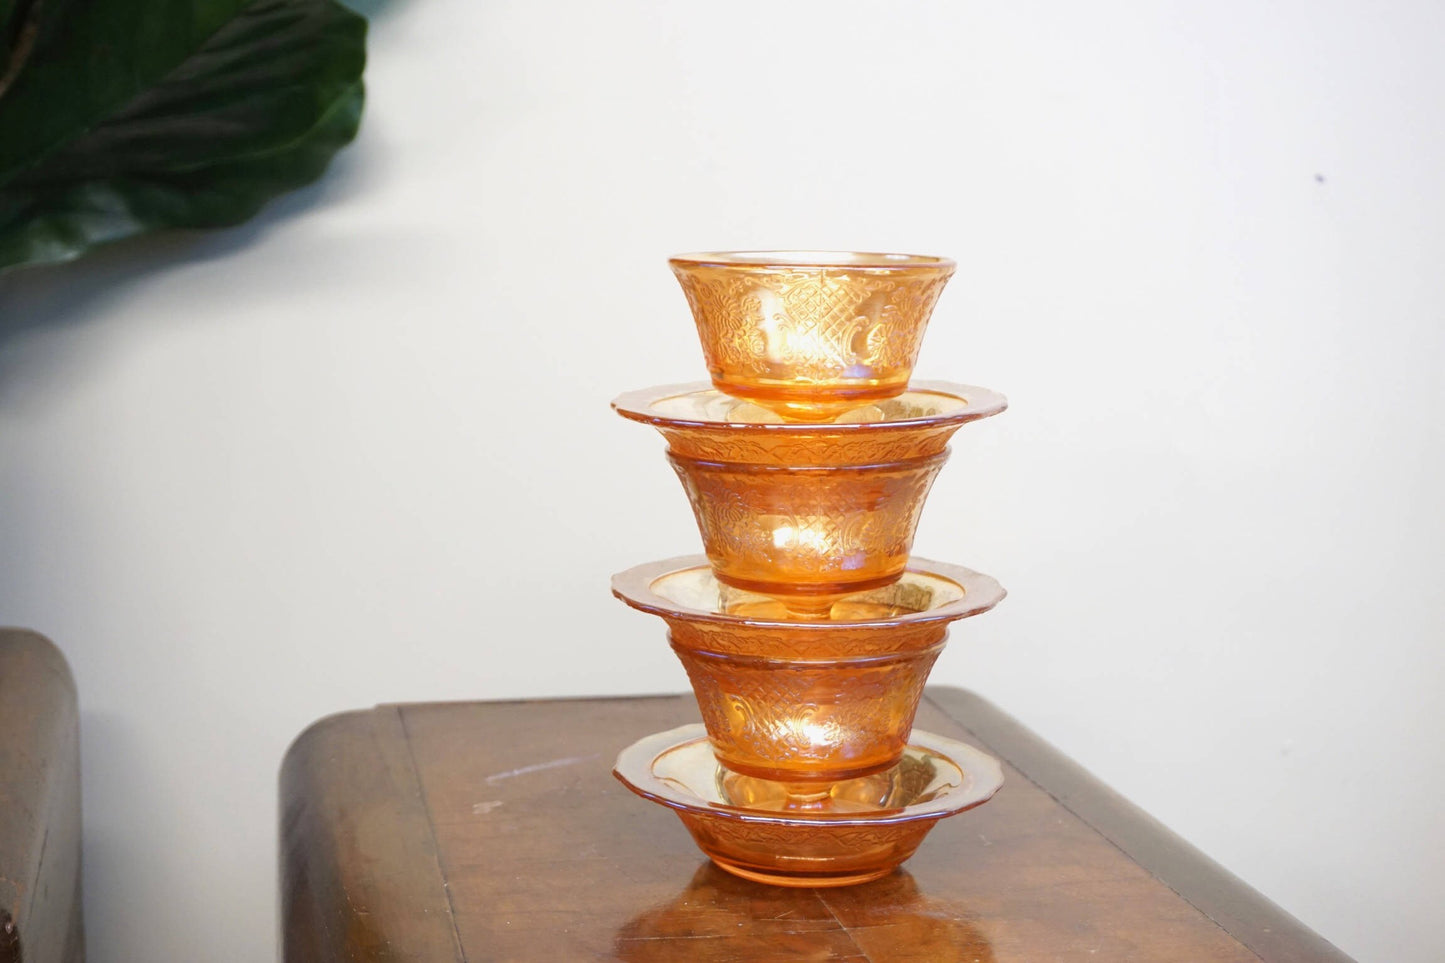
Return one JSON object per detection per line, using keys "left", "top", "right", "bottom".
{"left": 279, "top": 705, "right": 465, "bottom": 962}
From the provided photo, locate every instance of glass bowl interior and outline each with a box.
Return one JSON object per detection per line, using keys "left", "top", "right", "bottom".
{"left": 615, "top": 723, "right": 1003, "bottom": 824}
{"left": 612, "top": 555, "right": 1004, "bottom": 627}
{"left": 614, "top": 380, "right": 1006, "bottom": 432}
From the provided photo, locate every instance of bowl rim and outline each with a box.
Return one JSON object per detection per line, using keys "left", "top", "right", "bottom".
{"left": 669, "top": 251, "right": 956, "bottom": 272}
{"left": 664, "top": 448, "right": 950, "bottom": 474}
{"left": 612, "top": 380, "right": 1007, "bottom": 434}
{"left": 613, "top": 723, "right": 1003, "bottom": 826}
{"left": 611, "top": 555, "right": 1006, "bottom": 630}
{"left": 667, "top": 248, "right": 959, "bottom": 271}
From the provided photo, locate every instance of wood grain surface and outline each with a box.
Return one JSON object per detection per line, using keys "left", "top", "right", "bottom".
{"left": 280, "top": 690, "right": 1353, "bottom": 962}
{"left": 0, "top": 629, "right": 84, "bottom": 963}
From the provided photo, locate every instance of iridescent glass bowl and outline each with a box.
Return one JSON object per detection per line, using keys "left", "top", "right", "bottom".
{"left": 613, "top": 723, "right": 1004, "bottom": 887}
{"left": 667, "top": 449, "right": 948, "bottom": 602}
{"left": 669, "top": 252, "right": 956, "bottom": 417}
{"left": 612, "top": 556, "right": 1005, "bottom": 783}
{"left": 615, "top": 382, "right": 1006, "bottom": 611}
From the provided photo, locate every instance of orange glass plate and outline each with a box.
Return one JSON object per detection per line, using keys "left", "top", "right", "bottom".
{"left": 612, "top": 556, "right": 1005, "bottom": 782}
{"left": 614, "top": 723, "right": 1004, "bottom": 887}
{"left": 669, "top": 251, "right": 956, "bottom": 418}
{"left": 613, "top": 380, "right": 1007, "bottom": 465}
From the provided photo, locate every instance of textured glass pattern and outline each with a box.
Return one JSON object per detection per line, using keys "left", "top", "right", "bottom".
{"left": 670, "top": 252, "right": 955, "bottom": 418}
{"left": 668, "top": 450, "right": 948, "bottom": 602}
{"left": 674, "top": 644, "right": 943, "bottom": 782}
{"left": 612, "top": 557, "right": 1005, "bottom": 780}
{"left": 610, "top": 250, "right": 1008, "bottom": 886}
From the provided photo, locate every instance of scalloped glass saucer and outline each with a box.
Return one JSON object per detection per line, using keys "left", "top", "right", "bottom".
{"left": 612, "top": 380, "right": 1007, "bottom": 463}
{"left": 614, "top": 723, "right": 1004, "bottom": 887}
{"left": 612, "top": 554, "right": 1005, "bottom": 632}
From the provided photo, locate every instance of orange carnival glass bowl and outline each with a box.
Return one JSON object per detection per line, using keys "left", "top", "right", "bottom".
{"left": 666, "top": 449, "right": 948, "bottom": 603}
{"left": 613, "top": 723, "right": 1004, "bottom": 887}
{"left": 611, "top": 556, "right": 1005, "bottom": 784}
{"left": 669, "top": 252, "right": 956, "bottom": 417}
{"left": 614, "top": 381, "right": 1006, "bottom": 611}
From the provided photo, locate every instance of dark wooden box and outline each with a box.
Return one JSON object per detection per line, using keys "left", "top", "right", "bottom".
{"left": 0, "top": 630, "right": 84, "bottom": 963}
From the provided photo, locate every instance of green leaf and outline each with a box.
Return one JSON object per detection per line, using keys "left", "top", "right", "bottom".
{"left": 0, "top": 80, "right": 361, "bottom": 269}
{"left": 0, "top": 0, "right": 366, "bottom": 271}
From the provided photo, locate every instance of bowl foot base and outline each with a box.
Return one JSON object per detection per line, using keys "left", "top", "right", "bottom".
{"left": 708, "top": 858, "right": 894, "bottom": 888}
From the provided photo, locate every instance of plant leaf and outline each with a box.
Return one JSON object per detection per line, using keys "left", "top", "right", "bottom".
{"left": 0, "top": 80, "right": 361, "bottom": 269}
{"left": 0, "top": 0, "right": 365, "bottom": 271}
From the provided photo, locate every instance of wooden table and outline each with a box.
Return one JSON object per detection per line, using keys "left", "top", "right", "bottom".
{"left": 280, "top": 689, "right": 1351, "bottom": 962}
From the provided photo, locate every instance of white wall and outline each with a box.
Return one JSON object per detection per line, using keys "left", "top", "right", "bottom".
{"left": 2, "top": 1, "right": 1441, "bottom": 959}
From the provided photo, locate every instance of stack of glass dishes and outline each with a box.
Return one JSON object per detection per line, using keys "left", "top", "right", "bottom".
{"left": 612, "top": 252, "right": 1007, "bottom": 887}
